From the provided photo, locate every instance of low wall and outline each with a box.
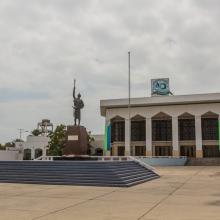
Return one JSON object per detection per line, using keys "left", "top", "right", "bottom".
{"left": 0, "top": 151, "right": 21, "bottom": 161}
{"left": 139, "top": 157, "right": 187, "bottom": 166}
{"left": 187, "top": 158, "right": 220, "bottom": 166}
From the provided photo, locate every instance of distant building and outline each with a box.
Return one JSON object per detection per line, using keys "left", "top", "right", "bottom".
{"left": 90, "top": 134, "right": 104, "bottom": 156}
{"left": 101, "top": 79, "right": 220, "bottom": 158}
{"left": 15, "top": 135, "right": 49, "bottom": 160}
{"left": 14, "top": 119, "right": 53, "bottom": 160}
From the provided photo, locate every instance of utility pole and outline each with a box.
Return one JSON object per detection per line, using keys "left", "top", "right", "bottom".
{"left": 18, "top": 129, "right": 28, "bottom": 140}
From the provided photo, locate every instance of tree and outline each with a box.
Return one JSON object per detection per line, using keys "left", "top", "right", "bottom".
{"left": 87, "top": 131, "right": 95, "bottom": 155}
{"left": 0, "top": 144, "right": 5, "bottom": 150}
{"left": 48, "top": 124, "right": 66, "bottom": 156}
{"left": 0, "top": 142, "right": 16, "bottom": 150}
{"left": 13, "top": 139, "right": 23, "bottom": 143}
{"left": 4, "top": 142, "right": 15, "bottom": 148}
{"left": 32, "top": 129, "right": 42, "bottom": 136}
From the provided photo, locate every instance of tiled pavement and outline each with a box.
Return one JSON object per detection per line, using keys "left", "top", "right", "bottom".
{"left": 0, "top": 166, "right": 219, "bottom": 220}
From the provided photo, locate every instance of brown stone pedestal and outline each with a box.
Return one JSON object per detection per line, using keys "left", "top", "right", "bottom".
{"left": 63, "top": 125, "right": 88, "bottom": 155}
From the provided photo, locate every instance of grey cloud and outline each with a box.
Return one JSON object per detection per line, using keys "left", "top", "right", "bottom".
{"left": 0, "top": 88, "right": 48, "bottom": 102}
{"left": 0, "top": 0, "right": 220, "bottom": 142}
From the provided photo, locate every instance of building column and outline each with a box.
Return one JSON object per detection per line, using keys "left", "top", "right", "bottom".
{"left": 172, "top": 116, "right": 179, "bottom": 157}
{"left": 43, "top": 148, "right": 47, "bottom": 157}
{"left": 195, "top": 115, "right": 203, "bottom": 158}
{"left": 31, "top": 149, "right": 35, "bottom": 160}
{"left": 145, "top": 117, "right": 152, "bottom": 156}
{"left": 125, "top": 118, "right": 131, "bottom": 156}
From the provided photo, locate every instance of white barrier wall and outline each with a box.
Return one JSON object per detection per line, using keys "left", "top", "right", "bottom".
{"left": 0, "top": 151, "right": 21, "bottom": 161}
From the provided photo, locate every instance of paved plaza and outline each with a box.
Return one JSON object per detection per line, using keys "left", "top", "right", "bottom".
{"left": 0, "top": 166, "right": 219, "bottom": 220}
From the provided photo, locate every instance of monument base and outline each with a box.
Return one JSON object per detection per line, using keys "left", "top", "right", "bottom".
{"left": 63, "top": 125, "right": 88, "bottom": 155}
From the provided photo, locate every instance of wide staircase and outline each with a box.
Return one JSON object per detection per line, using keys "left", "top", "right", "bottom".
{"left": 186, "top": 158, "right": 220, "bottom": 166}
{"left": 0, "top": 161, "right": 159, "bottom": 187}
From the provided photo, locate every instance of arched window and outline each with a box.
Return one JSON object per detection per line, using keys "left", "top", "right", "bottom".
{"left": 23, "top": 149, "right": 31, "bottom": 160}
{"left": 35, "top": 148, "right": 43, "bottom": 159}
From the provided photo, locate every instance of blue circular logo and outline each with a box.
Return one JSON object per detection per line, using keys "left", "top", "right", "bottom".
{"left": 152, "top": 79, "right": 170, "bottom": 95}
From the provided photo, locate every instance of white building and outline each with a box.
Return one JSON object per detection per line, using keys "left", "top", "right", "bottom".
{"left": 100, "top": 92, "right": 220, "bottom": 158}
{"left": 15, "top": 135, "right": 49, "bottom": 160}
{"left": 14, "top": 119, "right": 53, "bottom": 160}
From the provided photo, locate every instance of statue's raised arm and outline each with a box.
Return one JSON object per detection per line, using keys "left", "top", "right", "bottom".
{"left": 73, "top": 79, "right": 76, "bottom": 99}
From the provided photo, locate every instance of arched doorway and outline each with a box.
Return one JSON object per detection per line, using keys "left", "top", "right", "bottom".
{"left": 23, "top": 149, "right": 31, "bottom": 160}
{"left": 135, "top": 146, "right": 146, "bottom": 156}
{"left": 201, "top": 111, "right": 220, "bottom": 157}
{"left": 35, "top": 148, "right": 43, "bottom": 159}
{"left": 131, "top": 115, "right": 146, "bottom": 156}
{"left": 178, "top": 112, "right": 195, "bottom": 141}
{"left": 111, "top": 116, "right": 125, "bottom": 143}
{"left": 152, "top": 112, "right": 172, "bottom": 156}
{"left": 178, "top": 112, "right": 196, "bottom": 157}
{"left": 180, "top": 145, "right": 196, "bottom": 157}
{"left": 131, "top": 115, "right": 146, "bottom": 142}
{"left": 111, "top": 116, "right": 125, "bottom": 156}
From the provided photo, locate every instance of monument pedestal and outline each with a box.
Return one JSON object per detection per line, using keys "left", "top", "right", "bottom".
{"left": 63, "top": 125, "right": 88, "bottom": 155}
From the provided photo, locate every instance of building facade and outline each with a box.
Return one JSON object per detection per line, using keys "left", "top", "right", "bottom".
{"left": 15, "top": 135, "right": 49, "bottom": 160}
{"left": 14, "top": 119, "right": 53, "bottom": 160}
{"left": 100, "top": 93, "right": 220, "bottom": 158}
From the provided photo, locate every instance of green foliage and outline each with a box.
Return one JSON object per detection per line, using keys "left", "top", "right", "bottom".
{"left": 4, "top": 142, "right": 15, "bottom": 148}
{"left": 48, "top": 124, "right": 66, "bottom": 156}
{"left": 87, "top": 131, "right": 95, "bottom": 155}
{"left": 32, "top": 129, "right": 42, "bottom": 136}
{"left": 0, "top": 144, "right": 5, "bottom": 150}
{"left": 87, "top": 131, "right": 95, "bottom": 144}
{"left": 13, "top": 139, "right": 23, "bottom": 142}
{"left": 0, "top": 142, "right": 15, "bottom": 150}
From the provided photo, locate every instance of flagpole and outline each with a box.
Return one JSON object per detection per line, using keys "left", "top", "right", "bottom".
{"left": 128, "top": 51, "right": 131, "bottom": 155}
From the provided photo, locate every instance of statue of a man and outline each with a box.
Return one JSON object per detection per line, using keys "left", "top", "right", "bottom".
{"left": 73, "top": 79, "right": 84, "bottom": 126}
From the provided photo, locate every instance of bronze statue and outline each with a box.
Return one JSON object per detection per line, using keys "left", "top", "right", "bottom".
{"left": 73, "top": 79, "right": 84, "bottom": 126}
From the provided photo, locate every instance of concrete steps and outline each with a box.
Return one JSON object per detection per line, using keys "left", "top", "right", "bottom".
{"left": 186, "top": 158, "right": 220, "bottom": 166}
{"left": 0, "top": 161, "right": 159, "bottom": 187}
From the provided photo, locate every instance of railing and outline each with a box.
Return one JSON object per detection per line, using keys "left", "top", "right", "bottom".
{"left": 34, "top": 156, "right": 55, "bottom": 161}
{"left": 34, "top": 155, "right": 187, "bottom": 161}
{"left": 128, "top": 156, "right": 155, "bottom": 171}
{"left": 137, "top": 156, "right": 187, "bottom": 159}
{"left": 33, "top": 155, "right": 187, "bottom": 170}
{"left": 34, "top": 155, "right": 132, "bottom": 161}
{"left": 33, "top": 155, "right": 155, "bottom": 171}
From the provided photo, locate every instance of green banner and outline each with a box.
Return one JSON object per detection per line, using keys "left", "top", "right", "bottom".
{"left": 104, "top": 125, "right": 108, "bottom": 152}
{"left": 104, "top": 124, "right": 111, "bottom": 152}
{"left": 219, "top": 121, "right": 220, "bottom": 150}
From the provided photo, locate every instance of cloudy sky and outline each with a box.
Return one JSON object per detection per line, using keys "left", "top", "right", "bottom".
{"left": 0, "top": 0, "right": 220, "bottom": 143}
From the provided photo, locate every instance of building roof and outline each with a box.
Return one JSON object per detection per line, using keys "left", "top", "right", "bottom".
{"left": 100, "top": 93, "right": 220, "bottom": 116}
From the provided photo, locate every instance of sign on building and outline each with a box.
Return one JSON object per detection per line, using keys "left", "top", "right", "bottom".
{"left": 151, "top": 78, "right": 172, "bottom": 96}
